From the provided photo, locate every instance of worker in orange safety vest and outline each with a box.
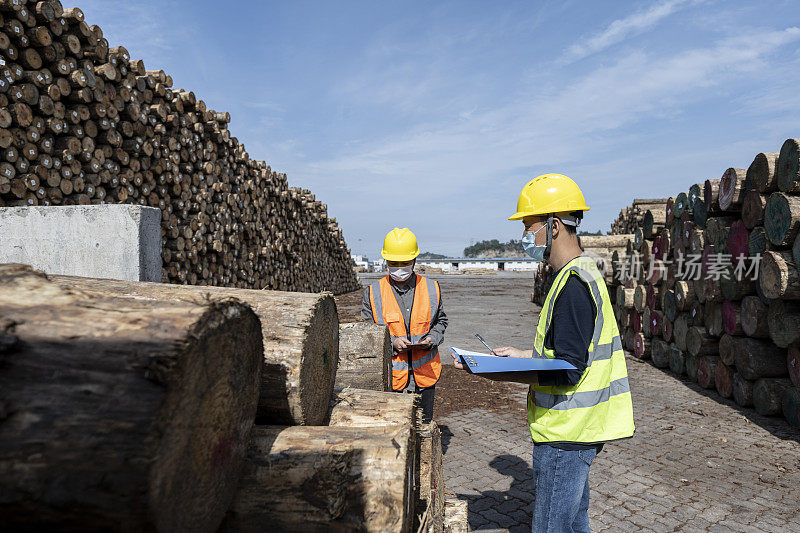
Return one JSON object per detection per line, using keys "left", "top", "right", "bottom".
{"left": 361, "top": 227, "right": 447, "bottom": 423}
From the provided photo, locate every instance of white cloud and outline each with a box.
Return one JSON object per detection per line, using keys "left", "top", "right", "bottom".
{"left": 562, "top": 0, "right": 700, "bottom": 63}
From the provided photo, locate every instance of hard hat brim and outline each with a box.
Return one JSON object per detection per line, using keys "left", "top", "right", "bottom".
{"left": 508, "top": 205, "right": 590, "bottom": 221}
{"left": 381, "top": 250, "right": 420, "bottom": 261}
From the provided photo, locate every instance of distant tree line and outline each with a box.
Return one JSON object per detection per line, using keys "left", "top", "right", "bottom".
{"left": 418, "top": 252, "right": 447, "bottom": 259}
{"left": 463, "top": 239, "right": 524, "bottom": 258}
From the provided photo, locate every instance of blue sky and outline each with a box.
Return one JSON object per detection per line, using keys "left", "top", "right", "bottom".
{"left": 80, "top": 0, "right": 800, "bottom": 257}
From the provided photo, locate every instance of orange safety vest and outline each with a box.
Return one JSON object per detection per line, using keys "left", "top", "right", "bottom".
{"left": 369, "top": 274, "right": 443, "bottom": 391}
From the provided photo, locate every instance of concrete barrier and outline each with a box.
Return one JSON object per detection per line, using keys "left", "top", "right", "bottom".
{"left": 0, "top": 205, "right": 161, "bottom": 282}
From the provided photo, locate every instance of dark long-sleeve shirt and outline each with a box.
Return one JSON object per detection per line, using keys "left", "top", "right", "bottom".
{"left": 361, "top": 274, "right": 447, "bottom": 391}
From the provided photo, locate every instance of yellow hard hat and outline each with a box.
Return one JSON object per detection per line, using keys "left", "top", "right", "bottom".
{"left": 381, "top": 227, "right": 420, "bottom": 261}
{"left": 508, "top": 173, "right": 590, "bottom": 220}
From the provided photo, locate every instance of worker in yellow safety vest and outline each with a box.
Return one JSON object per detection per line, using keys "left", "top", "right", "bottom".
{"left": 451, "top": 174, "right": 634, "bottom": 533}
{"left": 362, "top": 227, "right": 447, "bottom": 423}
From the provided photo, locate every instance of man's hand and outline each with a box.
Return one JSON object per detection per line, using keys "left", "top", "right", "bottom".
{"left": 493, "top": 346, "right": 533, "bottom": 358}
{"left": 393, "top": 337, "right": 411, "bottom": 352}
{"left": 450, "top": 350, "right": 465, "bottom": 370}
{"left": 419, "top": 336, "right": 434, "bottom": 347}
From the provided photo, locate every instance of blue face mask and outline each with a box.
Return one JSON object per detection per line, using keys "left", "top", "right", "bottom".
{"left": 522, "top": 224, "right": 548, "bottom": 261}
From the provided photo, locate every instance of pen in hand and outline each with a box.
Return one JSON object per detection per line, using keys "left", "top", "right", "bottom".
{"left": 474, "top": 333, "right": 496, "bottom": 355}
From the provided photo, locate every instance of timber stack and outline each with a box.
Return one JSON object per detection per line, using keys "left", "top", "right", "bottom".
{"left": 0, "top": 0, "right": 359, "bottom": 294}
{"left": 610, "top": 198, "right": 670, "bottom": 235}
{"left": 609, "top": 138, "right": 800, "bottom": 430}
{"left": 0, "top": 265, "right": 454, "bottom": 532}
{"left": 532, "top": 234, "right": 632, "bottom": 306}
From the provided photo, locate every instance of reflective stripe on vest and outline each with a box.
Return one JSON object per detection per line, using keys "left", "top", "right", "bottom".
{"left": 528, "top": 256, "right": 635, "bottom": 444}
{"left": 369, "top": 274, "right": 442, "bottom": 391}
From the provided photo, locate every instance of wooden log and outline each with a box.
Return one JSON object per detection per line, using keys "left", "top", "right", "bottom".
{"left": 643, "top": 208, "right": 666, "bottom": 239}
{"left": 704, "top": 302, "right": 724, "bottom": 337}
{"left": 783, "top": 387, "right": 800, "bottom": 428}
{"left": 733, "top": 373, "right": 755, "bottom": 407}
{"left": 720, "top": 276, "right": 756, "bottom": 301}
{"left": 689, "top": 300, "right": 704, "bottom": 326}
{"left": 719, "top": 333, "right": 737, "bottom": 366}
{"left": 748, "top": 226, "right": 770, "bottom": 257}
{"left": 722, "top": 299, "right": 744, "bottom": 335}
{"left": 662, "top": 315, "right": 674, "bottom": 342}
{"left": 767, "top": 300, "right": 800, "bottom": 348}
{"left": 444, "top": 500, "right": 469, "bottom": 533}
{"left": 753, "top": 378, "right": 793, "bottom": 416}
{"left": 685, "top": 353, "right": 701, "bottom": 381}
{"left": 336, "top": 322, "right": 390, "bottom": 392}
{"left": 222, "top": 425, "right": 414, "bottom": 533}
{"left": 776, "top": 138, "right": 800, "bottom": 193}
{"left": 734, "top": 337, "right": 788, "bottom": 380}
{"left": 328, "top": 388, "right": 417, "bottom": 428}
{"left": 674, "top": 281, "right": 696, "bottom": 311}
{"left": 693, "top": 198, "right": 708, "bottom": 229}
{"left": 580, "top": 234, "right": 633, "bottom": 248}
{"left": 650, "top": 309, "right": 663, "bottom": 337}
{"left": 631, "top": 308, "right": 641, "bottom": 333}
{"left": 697, "top": 355, "right": 720, "bottom": 389}
{"left": 662, "top": 289, "right": 677, "bottom": 322}
{"left": 50, "top": 275, "right": 340, "bottom": 425}
{"left": 633, "top": 284, "right": 647, "bottom": 313}
{"left": 665, "top": 196, "right": 675, "bottom": 226}
{"left": 748, "top": 152, "right": 779, "bottom": 193}
{"left": 416, "top": 422, "right": 444, "bottom": 533}
{"left": 686, "top": 326, "right": 718, "bottom": 356}
{"left": 617, "top": 286, "right": 635, "bottom": 309}
{"left": 715, "top": 359, "right": 735, "bottom": 398}
{"left": 673, "top": 313, "right": 690, "bottom": 352}
{"left": 727, "top": 220, "right": 749, "bottom": 263}
{"left": 742, "top": 190, "right": 766, "bottom": 230}
{"left": 759, "top": 250, "right": 800, "bottom": 300}
{"left": 642, "top": 307, "right": 652, "bottom": 339}
{"left": 633, "top": 332, "right": 650, "bottom": 360}
{"left": 719, "top": 168, "right": 746, "bottom": 212}
{"left": 764, "top": 192, "right": 800, "bottom": 247}
{"left": 795, "top": 232, "right": 800, "bottom": 280}
{"left": 673, "top": 192, "right": 690, "bottom": 220}
{"left": 0, "top": 264, "right": 264, "bottom": 532}
{"left": 668, "top": 344, "right": 685, "bottom": 376}
{"left": 651, "top": 338, "right": 670, "bottom": 368}
{"left": 704, "top": 178, "right": 722, "bottom": 213}
{"left": 789, "top": 342, "right": 800, "bottom": 388}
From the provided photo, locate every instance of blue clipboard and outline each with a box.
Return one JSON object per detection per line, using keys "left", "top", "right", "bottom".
{"left": 450, "top": 347, "right": 577, "bottom": 374}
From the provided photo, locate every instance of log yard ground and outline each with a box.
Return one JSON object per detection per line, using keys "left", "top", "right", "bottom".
{"left": 337, "top": 272, "right": 800, "bottom": 533}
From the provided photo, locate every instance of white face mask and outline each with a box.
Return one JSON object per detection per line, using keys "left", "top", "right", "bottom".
{"left": 389, "top": 264, "right": 413, "bottom": 281}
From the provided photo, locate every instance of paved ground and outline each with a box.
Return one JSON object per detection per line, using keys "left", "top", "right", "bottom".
{"left": 353, "top": 272, "right": 800, "bottom": 531}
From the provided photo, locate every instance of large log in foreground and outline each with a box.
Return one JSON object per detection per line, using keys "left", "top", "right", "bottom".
{"left": 328, "top": 387, "right": 417, "bottom": 428}
{"left": 336, "top": 322, "right": 391, "bottom": 392}
{"left": 50, "top": 274, "right": 339, "bottom": 425}
{"left": 222, "top": 425, "right": 415, "bottom": 533}
{"left": 0, "top": 264, "right": 263, "bottom": 532}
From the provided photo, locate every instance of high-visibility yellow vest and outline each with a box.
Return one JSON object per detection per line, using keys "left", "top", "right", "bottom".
{"left": 528, "top": 256, "right": 635, "bottom": 444}
{"left": 369, "top": 275, "right": 442, "bottom": 391}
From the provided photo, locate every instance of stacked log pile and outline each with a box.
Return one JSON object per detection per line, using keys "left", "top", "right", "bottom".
{"left": 610, "top": 198, "right": 669, "bottom": 235}
{"left": 0, "top": 0, "right": 359, "bottom": 294}
{"left": 609, "top": 138, "right": 800, "bottom": 429}
{"left": 1, "top": 265, "right": 451, "bottom": 532}
{"left": 531, "top": 234, "right": 632, "bottom": 305}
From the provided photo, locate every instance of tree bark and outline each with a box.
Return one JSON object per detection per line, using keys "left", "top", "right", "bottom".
{"left": 336, "top": 322, "right": 391, "bottom": 392}
{"left": 0, "top": 264, "right": 263, "bottom": 532}
{"left": 328, "top": 388, "right": 417, "bottom": 428}
{"left": 715, "top": 360, "right": 735, "bottom": 398}
{"left": 742, "top": 190, "right": 766, "bottom": 229}
{"left": 686, "top": 326, "right": 718, "bottom": 356}
{"left": 764, "top": 192, "right": 800, "bottom": 247}
{"left": 697, "top": 355, "right": 720, "bottom": 389}
{"left": 759, "top": 251, "right": 800, "bottom": 300}
{"left": 733, "top": 337, "right": 788, "bottom": 380}
{"left": 719, "top": 168, "right": 746, "bottom": 212}
{"left": 753, "top": 378, "right": 793, "bottom": 416}
{"left": 768, "top": 299, "right": 800, "bottom": 348}
{"left": 50, "top": 275, "right": 339, "bottom": 425}
{"left": 776, "top": 138, "right": 800, "bottom": 193}
{"left": 222, "top": 425, "right": 415, "bottom": 533}
{"left": 733, "top": 373, "right": 755, "bottom": 407}
{"left": 747, "top": 151, "right": 779, "bottom": 194}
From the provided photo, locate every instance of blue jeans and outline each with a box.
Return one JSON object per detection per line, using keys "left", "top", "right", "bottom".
{"left": 532, "top": 444, "right": 596, "bottom": 533}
